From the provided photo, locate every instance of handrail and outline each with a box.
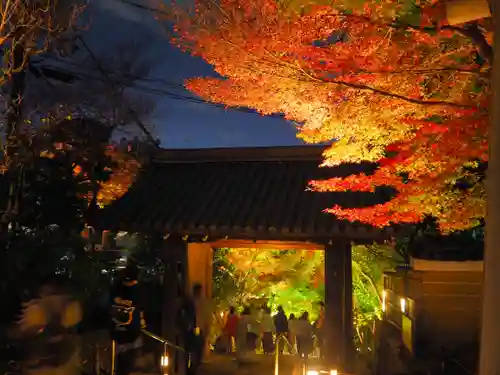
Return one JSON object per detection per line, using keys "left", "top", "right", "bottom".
{"left": 112, "top": 329, "right": 185, "bottom": 375}
{"left": 274, "top": 334, "right": 296, "bottom": 375}
{"left": 141, "top": 328, "right": 185, "bottom": 352}
{"left": 110, "top": 329, "right": 186, "bottom": 375}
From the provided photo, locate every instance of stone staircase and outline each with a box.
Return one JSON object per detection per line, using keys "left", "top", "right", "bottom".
{"left": 197, "top": 353, "right": 299, "bottom": 375}
{"left": 103, "top": 353, "right": 322, "bottom": 375}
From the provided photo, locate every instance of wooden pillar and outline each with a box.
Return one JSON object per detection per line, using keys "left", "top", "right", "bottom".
{"left": 343, "top": 244, "right": 355, "bottom": 372}
{"left": 187, "top": 243, "right": 213, "bottom": 299}
{"left": 187, "top": 242, "right": 213, "bottom": 358}
{"left": 324, "top": 240, "right": 354, "bottom": 371}
{"left": 206, "top": 245, "right": 213, "bottom": 299}
{"left": 161, "top": 235, "right": 188, "bottom": 375}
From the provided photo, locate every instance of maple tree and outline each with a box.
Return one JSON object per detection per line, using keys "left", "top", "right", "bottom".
{"left": 164, "top": 0, "right": 491, "bottom": 231}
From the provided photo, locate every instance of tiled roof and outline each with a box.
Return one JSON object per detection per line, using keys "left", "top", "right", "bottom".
{"left": 96, "top": 146, "right": 397, "bottom": 241}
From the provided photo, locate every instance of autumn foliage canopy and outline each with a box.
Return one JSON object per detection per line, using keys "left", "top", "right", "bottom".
{"left": 164, "top": 0, "right": 490, "bottom": 232}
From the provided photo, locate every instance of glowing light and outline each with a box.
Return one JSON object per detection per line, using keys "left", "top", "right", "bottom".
{"left": 306, "top": 371, "right": 319, "bottom": 375}
{"left": 161, "top": 355, "right": 169, "bottom": 367}
{"left": 330, "top": 370, "right": 338, "bottom": 375}
{"left": 220, "top": 312, "right": 224, "bottom": 318}
{"left": 382, "top": 290, "right": 387, "bottom": 312}
{"left": 400, "top": 298, "right": 406, "bottom": 313}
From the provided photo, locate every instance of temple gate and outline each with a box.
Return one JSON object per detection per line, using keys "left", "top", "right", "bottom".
{"left": 95, "top": 145, "right": 395, "bottom": 374}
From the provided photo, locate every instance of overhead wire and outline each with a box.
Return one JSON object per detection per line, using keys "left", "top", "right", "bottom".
{"left": 36, "top": 54, "right": 191, "bottom": 91}
{"left": 116, "top": 0, "right": 169, "bottom": 15}
{"left": 30, "top": 0, "right": 289, "bottom": 121}
{"left": 33, "top": 55, "right": 285, "bottom": 118}
{"left": 77, "top": 36, "right": 159, "bottom": 144}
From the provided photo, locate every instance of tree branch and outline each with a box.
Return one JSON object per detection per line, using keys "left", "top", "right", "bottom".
{"left": 340, "top": 14, "right": 493, "bottom": 63}
{"left": 444, "top": 23, "right": 493, "bottom": 63}
{"left": 357, "top": 67, "right": 488, "bottom": 77}
{"left": 332, "top": 79, "right": 478, "bottom": 108}
{"left": 294, "top": 61, "right": 480, "bottom": 109}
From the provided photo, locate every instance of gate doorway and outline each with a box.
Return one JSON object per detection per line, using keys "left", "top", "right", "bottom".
{"left": 182, "top": 239, "right": 354, "bottom": 372}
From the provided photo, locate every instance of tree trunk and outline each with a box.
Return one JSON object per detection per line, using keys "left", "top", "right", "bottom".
{"left": 479, "top": 4, "right": 500, "bottom": 375}
{"left": 3, "top": 43, "right": 27, "bottom": 229}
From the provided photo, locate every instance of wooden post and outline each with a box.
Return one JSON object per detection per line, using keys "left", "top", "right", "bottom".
{"left": 324, "top": 242, "right": 344, "bottom": 368}
{"left": 479, "top": 3, "right": 500, "bottom": 375}
{"left": 324, "top": 240, "right": 353, "bottom": 371}
{"left": 187, "top": 242, "right": 213, "bottom": 358}
{"left": 187, "top": 243, "right": 213, "bottom": 299}
{"left": 343, "top": 244, "right": 355, "bottom": 372}
{"left": 162, "top": 236, "right": 188, "bottom": 375}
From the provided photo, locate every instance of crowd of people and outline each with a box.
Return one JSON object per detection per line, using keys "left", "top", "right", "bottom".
{"left": 219, "top": 303, "right": 326, "bottom": 361}
{"left": 11, "top": 262, "right": 329, "bottom": 375}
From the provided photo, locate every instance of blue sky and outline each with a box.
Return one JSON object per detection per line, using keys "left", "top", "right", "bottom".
{"left": 88, "top": 0, "right": 305, "bottom": 149}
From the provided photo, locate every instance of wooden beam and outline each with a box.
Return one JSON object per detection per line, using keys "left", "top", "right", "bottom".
{"left": 209, "top": 239, "right": 324, "bottom": 250}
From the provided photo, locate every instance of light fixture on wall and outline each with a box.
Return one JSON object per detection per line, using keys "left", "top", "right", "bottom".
{"left": 161, "top": 355, "right": 169, "bottom": 367}
{"left": 382, "top": 290, "right": 387, "bottom": 312}
{"left": 400, "top": 297, "right": 406, "bottom": 313}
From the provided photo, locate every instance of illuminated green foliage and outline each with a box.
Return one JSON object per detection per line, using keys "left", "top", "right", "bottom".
{"left": 213, "top": 244, "right": 401, "bottom": 343}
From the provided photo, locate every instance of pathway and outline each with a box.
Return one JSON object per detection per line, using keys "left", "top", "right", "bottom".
{"left": 198, "top": 353, "right": 326, "bottom": 375}
{"left": 130, "top": 353, "right": 324, "bottom": 375}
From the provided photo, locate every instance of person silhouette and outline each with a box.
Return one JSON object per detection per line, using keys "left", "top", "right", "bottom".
{"left": 17, "top": 275, "right": 82, "bottom": 375}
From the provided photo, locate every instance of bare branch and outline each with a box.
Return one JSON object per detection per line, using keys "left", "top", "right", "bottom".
{"left": 0, "top": 0, "right": 85, "bottom": 80}
{"left": 24, "top": 38, "right": 157, "bottom": 136}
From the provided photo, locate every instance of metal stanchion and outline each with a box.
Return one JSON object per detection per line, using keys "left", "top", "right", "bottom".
{"left": 111, "top": 340, "right": 116, "bottom": 375}
{"left": 274, "top": 336, "right": 280, "bottom": 375}
{"left": 95, "top": 343, "right": 101, "bottom": 375}
{"left": 161, "top": 342, "right": 169, "bottom": 375}
{"left": 141, "top": 328, "right": 185, "bottom": 375}
{"left": 274, "top": 334, "right": 296, "bottom": 375}
{"left": 110, "top": 329, "right": 183, "bottom": 375}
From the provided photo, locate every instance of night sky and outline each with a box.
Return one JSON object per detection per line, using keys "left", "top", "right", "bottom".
{"left": 90, "top": 0, "right": 306, "bottom": 149}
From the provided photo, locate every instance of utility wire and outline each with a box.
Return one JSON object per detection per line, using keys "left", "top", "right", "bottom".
{"left": 33, "top": 56, "right": 283, "bottom": 117}
{"left": 37, "top": 54, "right": 187, "bottom": 91}
{"left": 77, "top": 36, "right": 159, "bottom": 145}
{"left": 73, "top": 0, "right": 283, "bottom": 116}
{"left": 117, "top": 0, "right": 169, "bottom": 16}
